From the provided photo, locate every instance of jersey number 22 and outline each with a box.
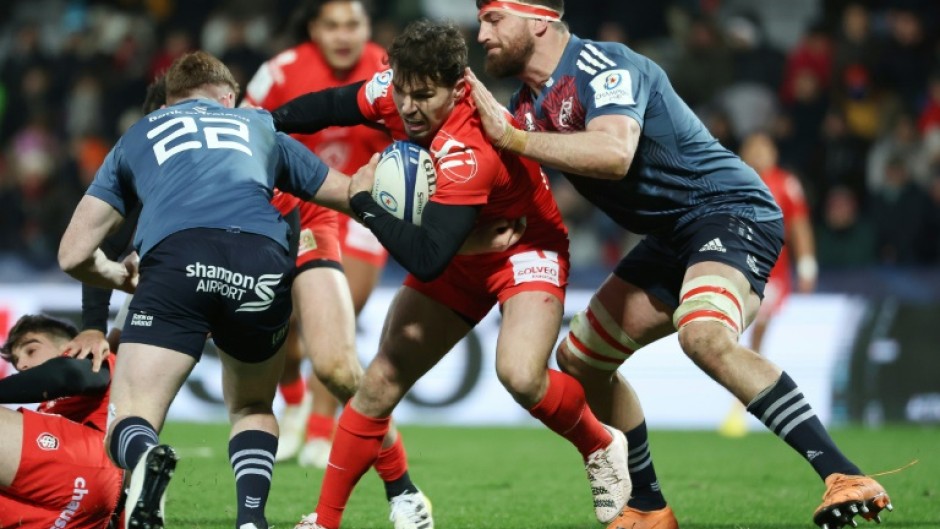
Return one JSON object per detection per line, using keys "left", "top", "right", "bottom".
{"left": 147, "top": 116, "right": 252, "bottom": 165}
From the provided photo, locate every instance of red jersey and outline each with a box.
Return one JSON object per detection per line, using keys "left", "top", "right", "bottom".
{"left": 36, "top": 354, "right": 115, "bottom": 432}
{"left": 762, "top": 166, "right": 809, "bottom": 284}
{"left": 357, "top": 69, "right": 567, "bottom": 246}
{"left": 244, "top": 41, "right": 391, "bottom": 175}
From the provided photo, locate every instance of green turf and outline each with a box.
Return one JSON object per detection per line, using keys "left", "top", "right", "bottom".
{"left": 160, "top": 422, "right": 938, "bottom": 529}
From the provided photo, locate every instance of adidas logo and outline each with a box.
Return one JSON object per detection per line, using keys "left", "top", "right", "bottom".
{"left": 699, "top": 238, "right": 727, "bottom": 253}
{"left": 806, "top": 450, "right": 824, "bottom": 461}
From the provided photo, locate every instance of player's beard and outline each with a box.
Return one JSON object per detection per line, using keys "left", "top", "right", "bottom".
{"left": 484, "top": 32, "right": 535, "bottom": 78}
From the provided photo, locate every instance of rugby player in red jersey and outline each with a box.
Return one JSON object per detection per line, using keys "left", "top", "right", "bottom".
{"left": 275, "top": 20, "right": 631, "bottom": 529}
{"left": 243, "top": 0, "right": 395, "bottom": 470}
{"left": 1, "top": 315, "right": 123, "bottom": 529}
{"left": 720, "top": 132, "right": 817, "bottom": 437}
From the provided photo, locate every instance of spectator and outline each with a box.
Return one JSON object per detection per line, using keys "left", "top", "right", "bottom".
{"left": 870, "top": 156, "right": 935, "bottom": 265}
{"left": 724, "top": 12, "right": 785, "bottom": 90}
{"left": 918, "top": 73, "right": 940, "bottom": 134}
{"left": 878, "top": 9, "right": 931, "bottom": 113}
{"left": 815, "top": 186, "right": 876, "bottom": 268}
{"left": 832, "top": 3, "right": 882, "bottom": 84}
{"left": 780, "top": 22, "right": 832, "bottom": 105}
{"left": 867, "top": 113, "right": 930, "bottom": 192}
{"left": 670, "top": 16, "right": 733, "bottom": 109}
{"left": 808, "top": 110, "right": 869, "bottom": 204}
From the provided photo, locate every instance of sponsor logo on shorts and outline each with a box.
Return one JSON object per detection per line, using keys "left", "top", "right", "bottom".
{"left": 699, "top": 238, "right": 727, "bottom": 253}
{"left": 130, "top": 313, "right": 154, "bottom": 327}
{"left": 510, "top": 250, "right": 561, "bottom": 286}
{"left": 298, "top": 228, "right": 317, "bottom": 255}
{"left": 271, "top": 323, "right": 289, "bottom": 346}
{"left": 236, "top": 274, "right": 284, "bottom": 313}
{"left": 746, "top": 254, "right": 760, "bottom": 274}
{"left": 37, "top": 432, "right": 59, "bottom": 451}
{"left": 50, "top": 477, "right": 90, "bottom": 529}
{"left": 187, "top": 261, "right": 257, "bottom": 301}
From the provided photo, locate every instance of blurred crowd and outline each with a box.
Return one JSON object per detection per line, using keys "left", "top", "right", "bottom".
{"left": 1, "top": 0, "right": 939, "bottom": 278}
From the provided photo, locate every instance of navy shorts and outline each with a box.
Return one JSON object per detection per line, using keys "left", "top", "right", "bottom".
{"left": 614, "top": 215, "right": 784, "bottom": 309}
{"left": 121, "top": 228, "right": 294, "bottom": 363}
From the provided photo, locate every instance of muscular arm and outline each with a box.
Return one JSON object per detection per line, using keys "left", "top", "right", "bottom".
{"left": 272, "top": 81, "right": 368, "bottom": 134}
{"left": 81, "top": 203, "right": 140, "bottom": 332}
{"left": 0, "top": 357, "right": 111, "bottom": 404}
{"left": 59, "top": 195, "right": 136, "bottom": 292}
{"left": 350, "top": 192, "right": 480, "bottom": 282}
{"left": 517, "top": 114, "right": 639, "bottom": 179}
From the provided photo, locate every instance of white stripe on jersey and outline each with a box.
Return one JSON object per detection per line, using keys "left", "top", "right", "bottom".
{"left": 585, "top": 43, "right": 617, "bottom": 67}
{"left": 579, "top": 50, "right": 606, "bottom": 70}
{"left": 576, "top": 60, "right": 597, "bottom": 75}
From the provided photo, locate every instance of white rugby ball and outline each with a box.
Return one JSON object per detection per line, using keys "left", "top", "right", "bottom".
{"left": 372, "top": 141, "right": 436, "bottom": 225}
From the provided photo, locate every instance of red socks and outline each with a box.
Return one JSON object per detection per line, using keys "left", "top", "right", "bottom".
{"left": 528, "top": 369, "right": 612, "bottom": 458}
{"left": 306, "top": 413, "right": 335, "bottom": 440}
{"left": 315, "top": 404, "right": 390, "bottom": 529}
{"left": 374, "top": 432, "right": 408, "bottom": 482}
{"left": 279, "top": 377, "right": 306, "bottom": 406}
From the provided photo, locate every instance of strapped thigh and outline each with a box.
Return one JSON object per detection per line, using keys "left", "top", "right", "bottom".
{"left": 564, "top": 297, "right": 645, "bottom": 371}
{"left": 672, "top": 275, "right": 746, "bottom": 336}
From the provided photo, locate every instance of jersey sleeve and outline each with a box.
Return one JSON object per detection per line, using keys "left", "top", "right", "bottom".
{"left": 243, "top": 51, "right": 296, "bottom": 109}
{"left": 430, "top": 140, "right": 499, "bottom": 207}
{"left": 86, "top": 139, "right": 134, "bottom": 216}
{"left": 357, "top": 69, "right": 394, "bottom": 122}
{"left": 577, "top": 44, "right": 650, "bottom": 127}
{"left": 274, "top": 133, "right": 330, "bottom": 200}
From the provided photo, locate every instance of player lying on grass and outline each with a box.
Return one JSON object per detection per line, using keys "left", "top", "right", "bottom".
{"left": 274, "top": 19, "right": 630, "bottom": 529}
{"left": 0, "top": 314, "right": 123, "bottom": 529}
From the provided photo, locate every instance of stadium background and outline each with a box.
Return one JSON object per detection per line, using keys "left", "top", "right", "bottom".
{"left": 1, "top": 0, "right": 939, "bottom": 430}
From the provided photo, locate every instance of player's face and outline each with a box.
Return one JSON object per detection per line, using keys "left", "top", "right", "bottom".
{"left": 10, "top": 332, "right": 61, "bottom": 371}
{"left": 309, "top": 1, "right": 370, "bottom": 72}
{"left": 478, "top": 11, "right": 536, "bottom": 78}
{"left": 392, "top": 76, "right": 465, "bottom": 142}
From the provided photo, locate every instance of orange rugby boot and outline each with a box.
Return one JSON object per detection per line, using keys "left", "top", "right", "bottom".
{"left": 606, "top": 505, "right": 679, "bottom": 529}
{"left": 813, "top": 473, "right": 893, "bottom": 529}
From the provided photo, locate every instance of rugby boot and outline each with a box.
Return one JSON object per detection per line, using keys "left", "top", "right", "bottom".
{"left": 585, "top": 425, "right": 632, "bottom": 523}
{"left": 606, "top": 506, "right": 679, "bottom": 529}
{"left": 389, "top": 489, "right": 433, "bottom": 529}
{"left": 813, "top": 473, "right": 892, "bottom": 529}
{"left": 125, "top": 444, "right": 178, "bottom": 529}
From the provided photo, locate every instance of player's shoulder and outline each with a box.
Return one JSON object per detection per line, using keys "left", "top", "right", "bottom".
{"left": 568, "top": 36, "right": 653, "bottom": 78}
{"left": 361, "top": 42, "right": 389, "bottom": 68}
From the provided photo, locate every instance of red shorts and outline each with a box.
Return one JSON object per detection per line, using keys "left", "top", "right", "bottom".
{"left": 405, "top": 242, "right": 569, "bottom": 323}
{"left": 338, "top": 215, "right": 388, "bottom": 268}
{"left": 272, "top": 193, "right": 342, "bottom": 270}
{"left": 1, "top": 409, "right": 124, "bottom": 529}
{"left": 756, "top": 273, "right": 791, "bottom": 322}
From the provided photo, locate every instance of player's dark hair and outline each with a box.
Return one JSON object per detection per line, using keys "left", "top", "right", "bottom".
{"left": 143, "top": 75, "right": 167, "bottom": 113}
{"left": 389, "top": 19, "right": 467, "bottom": 89}
{"left": 165, "top": 51, "right": 240, "bottom": 101}
{"left": 475, "top": 0, "right": 564, "bottom": 16}
{"left": 1, "top": 314, "right": 78, "bottom": 362}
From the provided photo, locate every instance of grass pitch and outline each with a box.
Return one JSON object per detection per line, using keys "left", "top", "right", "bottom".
{"left": 160, "top": 422, "right": 938, "bottom": 529}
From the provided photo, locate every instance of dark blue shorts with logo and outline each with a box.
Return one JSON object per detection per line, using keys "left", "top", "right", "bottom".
{"left": 121, "top": 228, "right": 294, "bottom": 362}
{"left": 614, "top": 215, "right": 784, "bottom": 309}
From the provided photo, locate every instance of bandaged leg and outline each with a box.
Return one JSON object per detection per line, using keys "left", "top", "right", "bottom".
{"left": 564, "top": 297, "right": 645, "bottom": 371}
{"left": 672, "top": 275, "right": 745, "bottom": 336}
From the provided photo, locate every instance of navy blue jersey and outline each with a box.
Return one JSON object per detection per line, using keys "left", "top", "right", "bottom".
{"left": 509, "top": 35, "right": 781, "bottom": 236}
{"left": 87, "top": 99, "right": 330, "bottom": 256}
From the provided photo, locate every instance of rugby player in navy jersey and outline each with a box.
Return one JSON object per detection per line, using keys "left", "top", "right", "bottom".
{"left": 57, "top": 51, "right": 355, "bottom": 529}
{"left": 467, "top": 2, "right": 892, "bottom": 528}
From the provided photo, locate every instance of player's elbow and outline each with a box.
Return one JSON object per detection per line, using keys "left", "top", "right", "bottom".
{"left": 593, "top": 148, "right": 633, "bottom": 180}
{"left": 58, "top": 243, "right": 87, "bottom": 276}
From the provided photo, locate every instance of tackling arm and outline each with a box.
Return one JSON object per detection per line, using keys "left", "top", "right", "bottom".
{"left": 515, "top": 114, "right": 639, "bottom": 179}
{"left": 0, "top": 356, "right": 111, "bottom": 404}
{"left": 59, "top": 195, "right": 137, "bottom": 292}
{"left": 272, "top": 81, "right": 369, "bottom": 134}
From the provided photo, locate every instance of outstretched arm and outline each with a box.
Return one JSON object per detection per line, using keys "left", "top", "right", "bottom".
{"left": 467, "top": 68, "right": 639, "bottom": 180}
{"left": 272, "top": 81, "right": 369, "bottom": 134}
{"left": 0, "top": 356, "right": 111, "bottom": 404}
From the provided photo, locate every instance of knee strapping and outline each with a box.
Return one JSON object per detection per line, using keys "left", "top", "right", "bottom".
{"left": 673, "top": 275, "right": 745, "bottom": 336}
{"left": 564, "top": 297, "right": 644, "bottom": 371}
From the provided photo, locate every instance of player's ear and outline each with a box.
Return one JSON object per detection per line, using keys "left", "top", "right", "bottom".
{"left": 530, "top": 18, "right": 550, "bottom": 37}
{"left": 454, "top": 77, "right": 468, "bottom": 100}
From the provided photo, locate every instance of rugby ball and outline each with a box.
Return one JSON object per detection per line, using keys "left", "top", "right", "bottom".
{"left": 372, "top": 141, "right": 436, "bottom": 225}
